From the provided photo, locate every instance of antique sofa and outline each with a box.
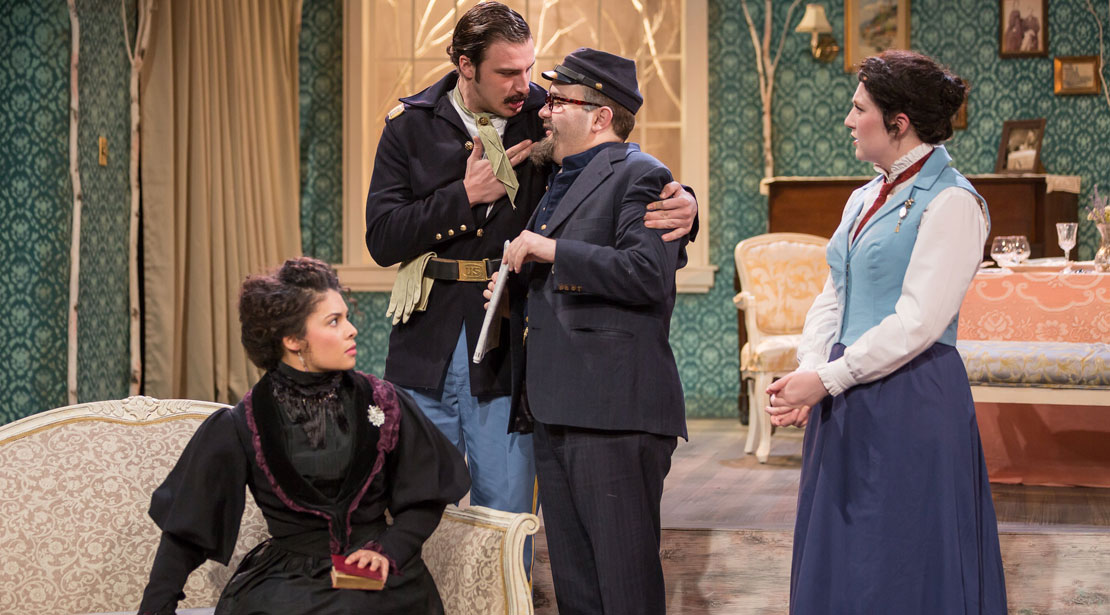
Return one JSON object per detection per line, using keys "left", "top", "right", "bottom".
{"left": 0, "top": 396, "right": 538, "bottom": 615}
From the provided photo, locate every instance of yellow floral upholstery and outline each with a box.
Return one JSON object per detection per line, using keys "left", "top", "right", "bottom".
{"left": 740, "top": 334, "right": 805, "bottom": 373}
{"left": 957, "top": 341, "right": 1110, "bottom": 388}
{"left": 0, "top": 398, "right": 539, "bottom": 615}
{"left": 734, "top": 233, "right": 830, "bottom": 463}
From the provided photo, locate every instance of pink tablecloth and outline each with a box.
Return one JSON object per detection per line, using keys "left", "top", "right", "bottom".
{"left": 958, "top": 270, "right": 1110, "bottom": 488}
{"left": 958, "top": 270, "right": 1110, "bottom": 343}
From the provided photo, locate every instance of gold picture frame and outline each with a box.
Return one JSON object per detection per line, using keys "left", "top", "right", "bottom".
{"left": 844, "top": 0, "right": 911, "bottom": 73}
{"left": 1054, "top": 55, "right": 1102, "bottom": 96}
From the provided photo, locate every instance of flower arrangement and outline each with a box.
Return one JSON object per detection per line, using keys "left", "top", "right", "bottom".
{"left": 1089, "top": 185, "right": 1110, "bottom": 223}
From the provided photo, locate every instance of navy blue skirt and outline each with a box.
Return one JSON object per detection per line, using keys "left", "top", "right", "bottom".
{"left": 791, "top": 343, "right": 1007, "bottom": 614}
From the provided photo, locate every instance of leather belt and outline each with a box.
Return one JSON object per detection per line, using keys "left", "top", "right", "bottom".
{"left": 424, "top": 257, "right": 500, "bottom": 282}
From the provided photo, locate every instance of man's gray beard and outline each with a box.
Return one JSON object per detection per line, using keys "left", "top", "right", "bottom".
{"left": 530, "top": 135, "right": 556, "bottom": 166}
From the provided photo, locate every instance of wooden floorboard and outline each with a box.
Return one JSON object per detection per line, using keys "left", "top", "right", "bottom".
{"left": 660, "top": 418, "right": 1110, "bottom": 531}
{"left": 530, "top": 418, "right": 1110, "bottom": 614}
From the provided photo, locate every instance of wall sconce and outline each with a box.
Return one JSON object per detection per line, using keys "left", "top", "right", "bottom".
{"left": 795, "top": 4, "right": 839, "bottom": 62}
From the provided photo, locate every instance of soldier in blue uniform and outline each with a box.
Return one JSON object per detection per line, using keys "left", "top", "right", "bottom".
{"left": 364, "top": 1, "right": 697, "bottom": 574}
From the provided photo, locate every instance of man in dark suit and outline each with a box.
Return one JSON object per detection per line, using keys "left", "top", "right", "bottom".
{"left": 494, "top": 48, "right": 688, "bottom": 614}
{"left": 364, "top": 3, "right": 696, "bottom": 579}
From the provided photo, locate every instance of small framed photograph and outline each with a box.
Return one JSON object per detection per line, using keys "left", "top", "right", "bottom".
{"left": 1054, "top": 55, "right": 1102, "bottom": 95}
{"left": 844, "top": 0, "right": 911, "bottom": 72}
{"left": 995, "top": 118, "right": 1046, "bottom": 173}
{"left": 1000, "top": 0, "right": 1047, "bottom": 58}
{"left": 952, "top": 98, "right": 968, "bottom": 131}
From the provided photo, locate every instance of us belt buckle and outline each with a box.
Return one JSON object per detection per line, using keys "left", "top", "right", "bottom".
{"left": 457, "top": 259, "right": 488, "bottom": 282}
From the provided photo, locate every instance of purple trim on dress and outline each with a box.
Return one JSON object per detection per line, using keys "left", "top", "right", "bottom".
{"left": 243, "top": 389, "right": 342, "bottom": 553}
{"left": 342, "top": 372, "right": 403, "bottom": 568}
{"left": 359, "top": 539, "right": 400, "bottom": 575}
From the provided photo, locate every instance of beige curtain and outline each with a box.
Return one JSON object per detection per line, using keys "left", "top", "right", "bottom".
{"left": 141, "top": 0, "right": 303, "bottom": 403}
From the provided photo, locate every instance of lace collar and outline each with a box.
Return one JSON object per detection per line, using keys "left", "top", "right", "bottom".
{"left": 874, "top": 143, "right": 936, "bottom": 182}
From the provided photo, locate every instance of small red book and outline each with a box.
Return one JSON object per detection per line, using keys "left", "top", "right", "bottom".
{"left": 330, "top": 554, "right": 385, "bottom": 591}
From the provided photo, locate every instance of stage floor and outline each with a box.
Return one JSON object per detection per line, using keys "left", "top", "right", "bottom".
{"left": 531, "top": 419, "right": 1110, "bottom": 614}
{"left": 662, "top": 418, "right": 1110, "bottom": 532}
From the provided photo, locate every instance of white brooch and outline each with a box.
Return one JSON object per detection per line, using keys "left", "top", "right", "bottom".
{"left": 367, "top": 404, "right": 385, "bottom": 427}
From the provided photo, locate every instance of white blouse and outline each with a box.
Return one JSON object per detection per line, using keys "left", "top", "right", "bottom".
{"left": 797, "top": 144, "right": 989, "bottom": 396}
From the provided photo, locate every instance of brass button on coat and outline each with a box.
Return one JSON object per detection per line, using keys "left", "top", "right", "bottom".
{"left": 448, "top": 229, "right": 455, "bottom": 236}
{"left": 435, "top": 233, "right": 443, "bottom": 240}
{"left": 460, "top": 224, "right": 467, "bottom": 232}
{"left": 464, "top": 141, "right": 474, "bottom": 151}
{"left": 476, "top": 229, "right": 484, "bottom": 237}
{"left": 541, "top": 224, "right": 547, "bottom": 230}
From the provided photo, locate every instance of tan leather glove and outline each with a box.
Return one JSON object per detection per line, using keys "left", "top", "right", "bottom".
{"left": 386, "top": 252, "right": 436, "bottom": 325}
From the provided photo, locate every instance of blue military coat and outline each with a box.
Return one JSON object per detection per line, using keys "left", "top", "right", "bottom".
{"left": 365, "top": 72, "right": 550, "bottom": 396}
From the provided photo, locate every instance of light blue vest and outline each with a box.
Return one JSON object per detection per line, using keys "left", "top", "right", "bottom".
{"left": 826, "top": 146, "right": 989, "bottom": 347}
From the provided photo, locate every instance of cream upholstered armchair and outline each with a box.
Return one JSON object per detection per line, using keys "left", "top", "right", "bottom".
{"left": 734, "top": 233, "right": 829, "bottom": 463}
{"left": 0, "top": 397, "right": 538, "bottom": 615}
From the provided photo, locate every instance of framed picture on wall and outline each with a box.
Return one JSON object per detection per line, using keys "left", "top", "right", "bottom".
{"left": 1054, "top": 56, "right": 1102, "bottom": 95}
{"left": 995, "top": 118, "right": 1046, "bottom": 173}
{"left": 999, "top": 0, "right": 1048, "bottom": 58}
{"left": 844, "top": 0, "right": 911, "bottom": 72}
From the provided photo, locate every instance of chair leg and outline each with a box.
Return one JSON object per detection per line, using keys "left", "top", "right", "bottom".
{"left": 743, "top": 376, "right": 757, "bottom": 455}
{"left": 752, "top": 374, "right": 773, "bottom": 463}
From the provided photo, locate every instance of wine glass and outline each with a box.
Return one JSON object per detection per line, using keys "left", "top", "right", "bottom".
{"left": 1013, "top": 236, "right": 1031, "bottom": 264}
{"left": 990, "top": 236, "right": 1015, "bottom": 268}
{"left": 1056, "top": 222, "right": 1078, "bottom": 269}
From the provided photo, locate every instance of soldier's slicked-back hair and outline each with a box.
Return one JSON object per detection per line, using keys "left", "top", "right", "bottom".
{"left": 447, "top": 2, "right": 531, "bottom": 72}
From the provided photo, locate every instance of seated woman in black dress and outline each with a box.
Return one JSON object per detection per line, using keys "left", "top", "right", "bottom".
{"left": 139, "top": 257, "right": 471, "bottom": 614}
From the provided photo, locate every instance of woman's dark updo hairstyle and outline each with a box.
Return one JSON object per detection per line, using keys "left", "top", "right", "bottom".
{"left": 239, "top": 257, "right": 342, "bottom": 371}
{"left": 857, "top": 50, "right": 967, "bottom": 144}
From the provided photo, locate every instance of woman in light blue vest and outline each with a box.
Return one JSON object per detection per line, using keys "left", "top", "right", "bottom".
{"left": 765, "top": 51, "right": 1007, "bottom": 614}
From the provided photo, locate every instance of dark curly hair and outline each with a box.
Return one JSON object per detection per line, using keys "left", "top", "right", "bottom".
{"left": 238, "top": 257, "right": 342, "bottom": 371}
{"left": 857, "top": 50, "right": 967, "bottom": 144}
{"left": 447, "top": 2, "right": 530, "bottom": 74}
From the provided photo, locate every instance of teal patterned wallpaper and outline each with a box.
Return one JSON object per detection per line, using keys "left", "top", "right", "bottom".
{"left": 0, "top": 0, "right": 133, "bottom": 424}
{"left": 74, "top": 0, "right": 133, "bottom": 403}
{"left": 299, "top": 0, "right": 343, "bottom": 263}
{"left": 0, "top": 1, "right": 73, "bottom": 423}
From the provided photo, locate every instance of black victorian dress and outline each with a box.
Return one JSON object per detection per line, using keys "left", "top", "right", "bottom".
{"left": 138, "top": 365, "right": 471, "bottom": 614}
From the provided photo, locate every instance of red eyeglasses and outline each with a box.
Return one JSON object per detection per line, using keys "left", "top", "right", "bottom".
{"left": 545, "top": 93, "right": 598, "bottom": 112}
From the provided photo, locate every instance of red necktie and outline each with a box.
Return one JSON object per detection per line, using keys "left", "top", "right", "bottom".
{"left": 852, "top": 150, "right": 933, "bottom": 242}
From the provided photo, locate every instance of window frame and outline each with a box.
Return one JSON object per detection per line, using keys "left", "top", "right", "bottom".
{"left": 335, "top": 0, "right": 714, "bottom": 293}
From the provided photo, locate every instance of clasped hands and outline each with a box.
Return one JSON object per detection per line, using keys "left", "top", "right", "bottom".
{"left": 764, "top": 370, "right": 830, "bottom": 428}
{"left": 344, "top": 548, "right": 390, "bottom": 582}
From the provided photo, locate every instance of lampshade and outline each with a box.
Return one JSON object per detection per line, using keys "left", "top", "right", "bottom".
{"left": 795, "top": 4, "right": 832, "bottom": 34}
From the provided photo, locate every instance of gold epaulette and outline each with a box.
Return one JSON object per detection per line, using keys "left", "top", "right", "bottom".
{"left": 387, "top": 104, "right": 405, "bottom": 121}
